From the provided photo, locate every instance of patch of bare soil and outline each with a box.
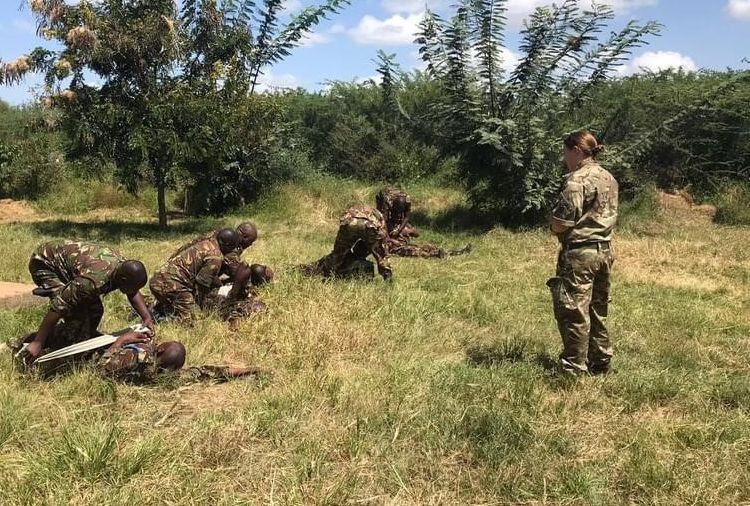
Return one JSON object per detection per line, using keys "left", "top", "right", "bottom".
{"left": 0, "top": 282, "right": 42, "bottom": 309}
{"left": 0, "top": 199, "right": 39, "bottom": 223}
{"left": 657, "top": 190, "right": 717, "bottom": 221}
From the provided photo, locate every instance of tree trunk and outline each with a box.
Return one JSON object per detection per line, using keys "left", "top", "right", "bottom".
{"left": 157, "top": 177, "right": 167, "bottom": 230}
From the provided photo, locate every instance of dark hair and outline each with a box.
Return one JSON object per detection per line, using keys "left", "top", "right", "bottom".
{"left": 155, "top": 341, "right": 186, "bottom": 370}
{"left": 563, "top": 130, "right": 603, "bottom": 158}
{"left": 116, "top": 260, "right": 147, "bottom": 294}
{"left": 236, "top": 222, "right": 257, "bottom": 247}
{"left": 250, "top": 264, "right": 274, "bottom": 286}
{"left": 216, "top": 228, "right": 240, "bottom": 254}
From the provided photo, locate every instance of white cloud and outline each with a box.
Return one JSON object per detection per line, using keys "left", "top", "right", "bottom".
{"left": 621, "top": 51, "right": 698, "bottom": 74}
{"left": 281, "top": 0, "right": 302, "bottom": 15}
{"left": 505, "top": 0, "right": 658, "bottom": 26}
{"left": 349, "top": 13, "right": 424, "bottom": 45}
{"left": 727, "top": 0, "right": 750, "bottom": 20}
{"left": 329, "top": 23, "right": 346, "bottom": 34}
{"left": 381, "top": 0, "right": 449, "bottom": 14}
{"left": 255, "top": 70, "right": 299, "bottom": 93}
{"left": 300, "top": 31, "right": 331, "bottom": 47}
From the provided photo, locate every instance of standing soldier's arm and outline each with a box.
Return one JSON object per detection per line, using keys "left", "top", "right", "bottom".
{"left": 550, "top": 181, "right": 584, "bottom": 236}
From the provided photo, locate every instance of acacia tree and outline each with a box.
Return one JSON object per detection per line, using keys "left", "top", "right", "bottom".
{"left": 1, "top": 0, "right": 349, "bottom": 228}
{"left": 415, "top": 0, "right": 661, "bottom": 224}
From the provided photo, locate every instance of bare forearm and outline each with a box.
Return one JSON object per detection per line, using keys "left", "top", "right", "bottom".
{"left": 128, "top": 292, "right": 153, "bottom": 324}
{"left": 34, "top": 310, "right": 61, "bottom": 346}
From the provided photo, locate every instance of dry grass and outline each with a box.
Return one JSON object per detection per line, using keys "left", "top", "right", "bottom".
{"left": 0, "top": 178, "right": 749, "bottom": 505}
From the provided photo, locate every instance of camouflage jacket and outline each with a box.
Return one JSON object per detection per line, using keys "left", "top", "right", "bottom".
{"left": 175, "top": 232, "right": 248, "bottom": 279}
{"left": 551, "top": 159, "right": 619, "bottom": 245}
{"left": 155, "top": 238, "right": 225, "bottom": 290}
{"left": 96, "top": 342, "right": 233, "bottom": 382}
{"left": 376, "top": 188, "right": 412, "bottom": 236}
{"left": 342, "top": 205, "right": 391, "bottom": 277}
{"left": 30, "top": 241, "right": 125, "bottom": 316}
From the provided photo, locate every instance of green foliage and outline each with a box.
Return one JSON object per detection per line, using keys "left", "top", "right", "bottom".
{"left": 4, "top": 0, "right": 350, "bottom": 226}
{"left": 415, "top": 0, "right": 662, "bottom": 225}
{"left": 714, "top": 183, "right": 750, "bottom": 226}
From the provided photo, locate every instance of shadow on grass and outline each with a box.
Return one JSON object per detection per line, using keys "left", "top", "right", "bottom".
{"left": 29, "top": 218, "right": 219, "bottom": 242}
{"left": 410, "top": 205, "right": 495, "bottom": 235}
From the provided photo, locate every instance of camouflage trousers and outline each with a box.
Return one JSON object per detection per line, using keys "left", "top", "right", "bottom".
{"left": 547, "top": 243, "right": 614, "bottom": 375}
{"left": 389, "top": 236, "right": 446, "bottom": 258}
{"left": 302, "top": 219, "right": 382, "bottom": 279}
{"left": 149, "top": 273, "right": 197, "bottom": 325}
{"left": 201, "top": 288, "right": 267, "bottom": 323}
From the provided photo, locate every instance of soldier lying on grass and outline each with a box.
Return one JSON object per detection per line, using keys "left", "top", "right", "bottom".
{"left": 96, "top": 330, "right": 262, "bottom": 383}
{"left": 201, "top": 263, "right": 274, "bottom": 331}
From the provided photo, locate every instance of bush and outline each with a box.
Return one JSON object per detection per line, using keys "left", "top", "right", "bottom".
{"left": 714, "top": 184, "right": 750, "bottom": 226}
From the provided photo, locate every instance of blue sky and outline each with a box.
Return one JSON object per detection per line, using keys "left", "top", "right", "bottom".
{"left": 1, "top": 0, "right": 748, "bottom": 104}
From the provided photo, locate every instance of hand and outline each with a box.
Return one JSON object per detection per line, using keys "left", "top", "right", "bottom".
{"left": 115, "top": 332, "right": 151, "bottom": 347}
{"left": 142, "top": 319, "right": 156, "bottom": 337}
{"left": 24, "top": 341, "right": 43, "bottom": 364}
{"left": 382, "top": 271, "right": 393, "bottom": 283}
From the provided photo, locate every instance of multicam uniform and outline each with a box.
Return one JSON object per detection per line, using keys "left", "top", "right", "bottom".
{"left": 548, "top": 159, "right": 619, "bottom": 375}
{"left": 96, "top": 342, "right": 238, "bottom": 383}
{"left": 27, "top": 241, "right": 125, "bottom": 346}
{"left": 149, "top": 238, "right": 225, "bottom": 323}
{"left": 302, "top": 205, "right": 392, "bottom": 280}
{"left": 376, "top": 188, "right": 448, "bottom": 259}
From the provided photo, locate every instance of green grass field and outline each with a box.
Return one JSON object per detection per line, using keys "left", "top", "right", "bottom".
{"left": 1, "top": 177, "right": 749, "bottom": 505}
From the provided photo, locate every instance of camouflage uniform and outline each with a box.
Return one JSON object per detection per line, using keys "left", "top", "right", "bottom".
{"left": 96, "top": 342, "right": 237, "bottom": 383}
{"left": 149, "top": 238, "right": 225, "bottom": 324}
{"left": 302, "top": 205, "right": 392, "bottom": 280}
{"left": 201, "top": 286, "right": 267, "bottom": 324}
{"left": 548, "top": 159, "right": 618, "bottom": 375}
{"left": 376, "top": 188, "right": 449, "bottom": 259}
{"left": 28, "top": 241, "right": 124, "bottom": 345}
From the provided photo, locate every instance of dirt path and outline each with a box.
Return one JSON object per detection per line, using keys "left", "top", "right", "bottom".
{"left": 0, "top": 282, "right": 42, "bottom": 309}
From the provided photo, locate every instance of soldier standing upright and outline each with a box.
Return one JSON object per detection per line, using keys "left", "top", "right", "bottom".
{"left": 548, "top": 131, "right": 618, "bottom": 376}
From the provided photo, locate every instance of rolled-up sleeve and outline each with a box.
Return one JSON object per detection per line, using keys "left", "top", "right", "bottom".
{"left": 551, "top": 181, "right": 583, "bottom": 229}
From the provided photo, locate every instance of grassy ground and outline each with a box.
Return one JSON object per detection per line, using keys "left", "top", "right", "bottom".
{"left": 0, "top": 177, "right": 749, "bottom": 505}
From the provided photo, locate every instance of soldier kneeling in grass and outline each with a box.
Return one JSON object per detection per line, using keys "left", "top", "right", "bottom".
{"left": 299, "top": 205, "right": 394, "bottom": 281}
{"left": 149, "top": 228, "right": 240, "bottom": 325}
{"left": 23, "top": 240, "right": 155, "bottom": 365}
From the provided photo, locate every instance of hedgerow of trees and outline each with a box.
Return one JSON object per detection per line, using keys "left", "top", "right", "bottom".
{"left": 1, "top": 0, "right": 748, "bottom": 226}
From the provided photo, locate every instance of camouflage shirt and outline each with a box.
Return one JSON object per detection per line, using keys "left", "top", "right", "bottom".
{"left": 551, "top": 159, "right": 619, "bottom": 244}
{"left": 376, "top": 188, "right": 412, "bottom": 235}
{"left": 155, "top": 238, "right": 224, "bottom": 290}
{"left": 176, "top": 231, "right": 248, "bottom": 279}
{"left": 30, "top": 241, "right": 125, "bottom": 316}
{"left": 342, "top": 205, "right": 391, "bottom": 276}
{"left": 96, "top": 342, "right": 234, "bottom": 383}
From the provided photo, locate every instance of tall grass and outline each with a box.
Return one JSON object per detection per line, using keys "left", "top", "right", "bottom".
{"left": 0, "top": 180, "right": 749, "bottom": 504}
